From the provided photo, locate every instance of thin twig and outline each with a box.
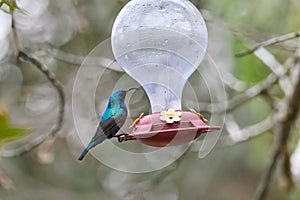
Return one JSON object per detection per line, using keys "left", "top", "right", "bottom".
{"left": 0, "top": 168, "right": 15, "bottom": 192}
{"left": 37, "top": 135, "right": 56, "bottom": 164}
{"left": 225, "top": 114, "right": 274, "bottom": 145}
{"left": 254, "top": 51, "right": 300, "bottom": 200}
{"left": 222, "top": 73, "right": 249, "bottom": 92}
{"left": 1, "top": 52, "right": 65, "bottom": 157}
{"left": 254, "top": 47, "right": 293, "bottom": 96}
{"left": 191, "top": 114, "right": 273, "bottom": 152}
{"left": 9, "top": 3, "right": 19, "bottom": 56}
{"left": 37, "top": 46, "right": 124, "bottom": 72}
{"left": 235, "top": 31, "right": 300, "bottom": 57}
{"left": 204, "top": 72, "right": 282, "bottom": 113}
{"left": 199, "top": 55, "right": 293, "bottom": 113}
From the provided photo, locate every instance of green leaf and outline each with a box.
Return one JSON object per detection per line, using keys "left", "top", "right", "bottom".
{"left": 0, "top": 0, "right": 25, "bottom": 14}
{"left": 0, "top": 104, "right": 9, "bottom": 130}
{"left": 0, "top": 102, "right": 31, "bottom": 149}
{"left": 0, "top": 128, "right": 31, "bottom": 147}
{"left": 1, "top": 0, "right": 17, "bottom": 12}
{"left": 233, "top": 39, "right": 271, "bottom": 83}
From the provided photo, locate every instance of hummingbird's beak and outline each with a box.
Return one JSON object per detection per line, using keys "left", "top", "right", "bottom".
{"left": 126, "top": 87, "right": 138, "bottom": 93}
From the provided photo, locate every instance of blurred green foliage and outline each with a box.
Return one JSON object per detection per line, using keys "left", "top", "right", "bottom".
{"left": 0, "top": 0, "right": 18, "bottom": 12}
{"left": 0, "top": 0, "right": 300, "bottom": 199}
{"left": 0, "top": 102, "right": 30, "bottom": 149}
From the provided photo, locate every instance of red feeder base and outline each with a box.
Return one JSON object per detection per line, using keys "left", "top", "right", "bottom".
{"left": 118, "top": 111, "right": 220, "bottom": 147}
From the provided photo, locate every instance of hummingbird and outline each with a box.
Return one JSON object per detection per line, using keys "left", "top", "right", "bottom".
{"left": 78, "top": 88, "right": 136, "bottom": 160}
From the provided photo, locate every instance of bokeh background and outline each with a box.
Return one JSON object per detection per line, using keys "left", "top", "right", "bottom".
{"left": 0, "top": 0, "right": 300, "bottom": 199}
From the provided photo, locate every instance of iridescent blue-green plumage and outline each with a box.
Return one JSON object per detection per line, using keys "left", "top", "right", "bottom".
{"left": 78, "top": 89, "right": 134, "bottom": 160}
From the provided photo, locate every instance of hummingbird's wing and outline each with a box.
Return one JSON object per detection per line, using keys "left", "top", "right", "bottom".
{"left": 92, "top": 115, "right": 126, "bottom": 141}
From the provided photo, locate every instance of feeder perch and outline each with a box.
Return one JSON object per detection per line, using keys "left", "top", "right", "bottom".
{"left": 118, "top": 111, "right": 220, "bottom": 147}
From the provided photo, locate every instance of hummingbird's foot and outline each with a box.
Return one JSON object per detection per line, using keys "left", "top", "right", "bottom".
{"left": 114, "top": 133, "right": 129, "bottom": 142}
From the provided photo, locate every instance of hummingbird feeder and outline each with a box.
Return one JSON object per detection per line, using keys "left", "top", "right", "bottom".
{"left": 111, "top": 0, "right": 220, "bottom": 147}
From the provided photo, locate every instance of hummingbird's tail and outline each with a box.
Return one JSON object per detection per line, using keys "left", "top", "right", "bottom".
{"left": 78, "top": 134, "right": 107, "bottom": 160}
{"left": 78, "top": 148, "right": 89, "bottom": 160}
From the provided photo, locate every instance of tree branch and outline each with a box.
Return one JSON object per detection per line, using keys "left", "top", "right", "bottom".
{"left": 203, "top": 71, "right": 284, "bottom": 113}
{"left": 254, "top": 48, "right": 293, "bottom": 96}
{"left": 197, "top": 54, "right": 293, "bottom": 113}
{"left": 222, "top": 73, "right": 249, "bottom": 92}
{"left": 280, "top": 144, "right": 294, "bottom": 192}
{"left": 0, "top": 168, "right": 15, "bottom": 192}
{"left": 1, "top": 52, "right": 65, "bottom": 157}
{"left": 38, "top": 46, "right": 124, "bottom": 72}
{"left": 225, "top": 114, "right": 274, "bottom": 145}
{"left": 235, "top": 31, "right": 300, "bottom": 57}
{"left": 254, "top": 50, "right": 300, "bottom": 200}
{"left": 1, "top": 3, "right": 65, "bottom": 157}
{"left": 10, "top": 9, "right": 19, "bottom": 55}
